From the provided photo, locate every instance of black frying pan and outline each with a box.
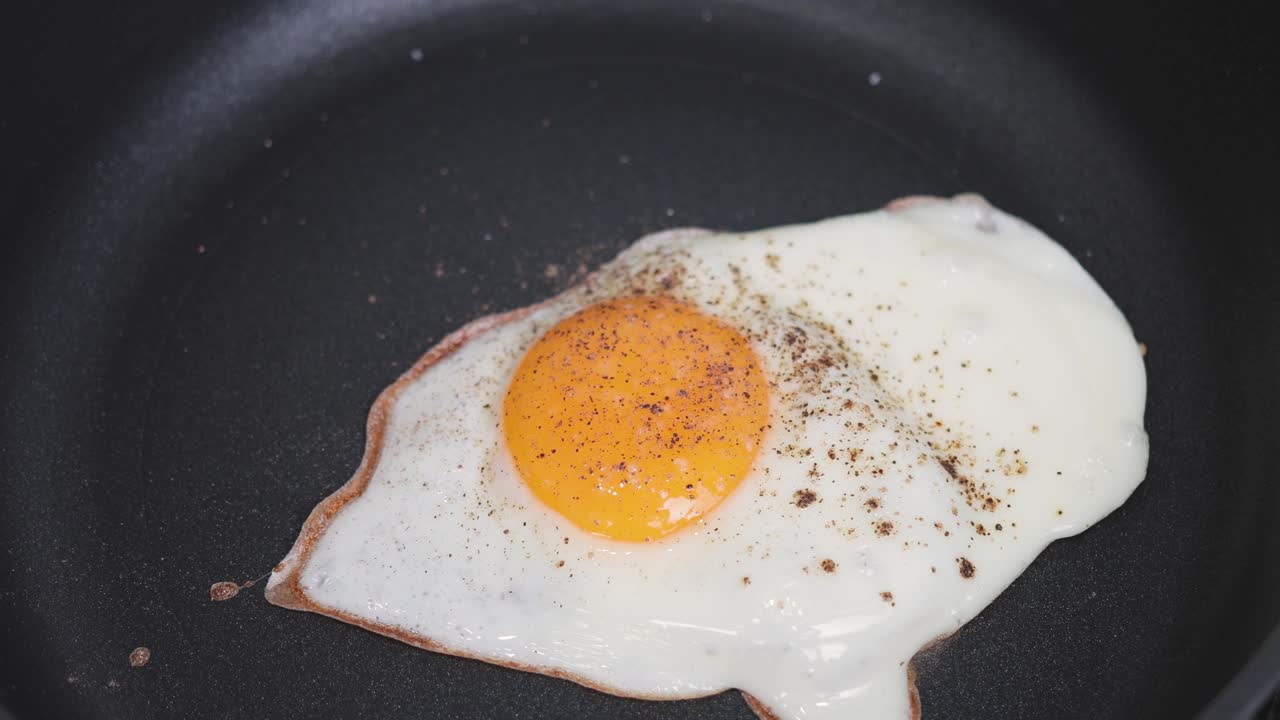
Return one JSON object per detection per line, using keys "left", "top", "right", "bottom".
{"left": 3, "top": 1, "right": 1278, "bottom": 718}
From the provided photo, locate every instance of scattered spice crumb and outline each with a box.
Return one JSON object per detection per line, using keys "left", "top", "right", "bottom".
{"left": 938, "top": 457, "right": 958, "bottom": 480}
{"left": 880, "top": 591, "right": 894, "bottom": 605}
{"left": 128, "top": 647, "right": 151, "bottom": 668}
{"left": 794, "top": 489, "right": 818, "bottom": 508}
{"left": 958, "top": 557, "right": 976, "bottom": 579}
{"left": 742, "top": 576, "right": 752, "bottom": 586}
{"left": 820, "top": 559, "right": 837, "bottom": 573}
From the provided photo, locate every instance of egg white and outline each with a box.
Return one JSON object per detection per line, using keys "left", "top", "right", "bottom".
{"left": 268, "top": 195, "right": 1148, "bottom": 720}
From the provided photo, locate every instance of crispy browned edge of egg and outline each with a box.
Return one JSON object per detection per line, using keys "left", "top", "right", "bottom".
{"left": 264, "top": 196, "right": 968, "bottom": 719}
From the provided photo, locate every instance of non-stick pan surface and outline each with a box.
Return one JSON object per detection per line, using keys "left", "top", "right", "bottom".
{"left": 3, "top": 1, "right": 1278, "bottom": 718}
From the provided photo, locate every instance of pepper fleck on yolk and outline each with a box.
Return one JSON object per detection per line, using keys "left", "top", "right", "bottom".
{"left": 503, "top": 296, "right": 769, "bottom": 542}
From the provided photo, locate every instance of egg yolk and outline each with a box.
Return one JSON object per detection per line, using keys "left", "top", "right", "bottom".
{"left": 503, "top": 296, "right": 769, "bottom": 542}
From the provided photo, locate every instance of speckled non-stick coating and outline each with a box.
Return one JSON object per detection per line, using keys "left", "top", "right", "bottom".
{"left": 3, "top": 1, "right": 1278, "bottom": 719}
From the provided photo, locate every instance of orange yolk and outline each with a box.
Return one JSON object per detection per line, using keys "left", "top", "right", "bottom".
{"left": 503, "top": 296, "right": 769, "bottom": 542}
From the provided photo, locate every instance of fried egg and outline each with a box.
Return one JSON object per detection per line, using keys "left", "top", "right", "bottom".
{"left": 266, "top": 195, "right": 1148, "bottom": 719}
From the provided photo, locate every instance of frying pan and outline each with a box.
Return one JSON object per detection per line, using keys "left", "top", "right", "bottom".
{"left": 2, "top": 0, "right": 1278, "bottom": 718}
